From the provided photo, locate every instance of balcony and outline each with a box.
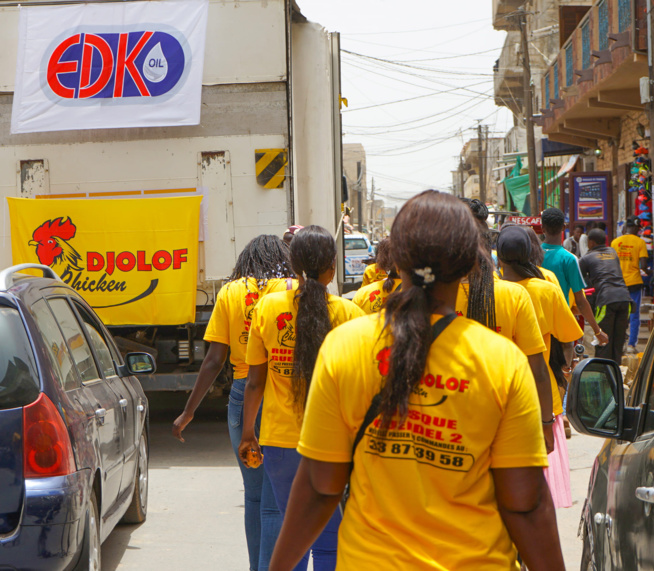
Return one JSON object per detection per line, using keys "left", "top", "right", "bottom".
{"left": 494, "top": 31, "right": 524, "bottom": 116}
{"left": 493, "top": 0, "right": 524, "bottom": 30}
{"left": 541, "top": 0, "right": 648, "bottom": 148}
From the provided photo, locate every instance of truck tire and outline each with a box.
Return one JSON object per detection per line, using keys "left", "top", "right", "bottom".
{"left": 121, "top": 431, "right": 148, "bottom": 524}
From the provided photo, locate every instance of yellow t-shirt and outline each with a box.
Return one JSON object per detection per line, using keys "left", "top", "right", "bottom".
{"left": 204, "top": 277, "right": 296, "bottom": 379}
{"left": 298, "top": 313, "right": 547, "bottom": 570}
{"left": 246, "top": 290, "right": 364, "bottom": 448}
{"left": 611, "top": 234, "right": 648, "bottom": 286}
{"left": 456, "top": 276, "right": 546, "bottom": 356}
{"left": 362, "top": 264, "right": 388, "bottom": 287}
{"left": 541, "top": 267, "right": 560, "bottom": 288}
{"left": 517, "top": 277, "right": 583, "bottom": 416}
{"left": 352, "top": 278, "right": 401, "bottom": 314}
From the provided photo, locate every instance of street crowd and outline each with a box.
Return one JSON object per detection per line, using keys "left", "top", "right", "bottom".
{"left": 171, "top": 191, "right": 649, "bottom": 570}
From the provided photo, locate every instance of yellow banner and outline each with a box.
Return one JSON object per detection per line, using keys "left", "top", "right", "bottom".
{"left": 8, "top": 196, "right": 202, "bottom": 326}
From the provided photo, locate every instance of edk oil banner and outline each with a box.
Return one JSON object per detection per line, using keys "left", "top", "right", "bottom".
{"left": 11, "top": 0, "right": 208, "bottom": 134}
{"left": 7, "top": 196, "right": 202, "bottom": 326}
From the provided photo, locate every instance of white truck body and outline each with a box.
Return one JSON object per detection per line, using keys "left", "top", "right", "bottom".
{"left": 0, "top": 0, "right": 344, "bottom": 389}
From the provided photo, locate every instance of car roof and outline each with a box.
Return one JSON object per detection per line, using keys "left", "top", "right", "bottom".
{"left": 0, "top": 264, "right": 64, "bottom": 295}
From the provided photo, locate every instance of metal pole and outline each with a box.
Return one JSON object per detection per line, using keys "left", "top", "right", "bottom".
{"left": 478, "top": 122, "right": 486, "bottom": 204}
{"left": 369, "top": 178, "right": 375, "bottom": 240}
{"left": 519, "top": 8, "right": 539, "bottom": 216}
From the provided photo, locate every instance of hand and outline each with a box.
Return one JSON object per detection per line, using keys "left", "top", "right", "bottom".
{"left": 543, "top": 424, "right": 555, "bottom": 455}
{"left": 172, "top": 411, "right": 193, "bottom": 442}
{"left": 239, "top": 434, "right": 262, "bottom": 468}
{"left": 595, "top": 330, "right": 609, "bottom": 347}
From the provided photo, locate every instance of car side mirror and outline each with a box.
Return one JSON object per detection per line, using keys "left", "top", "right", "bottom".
{"left": 567, "top": 358, "right": 636, "bottom": 441}
{"left": 124, "top": 352, "right": 156, "bottom": 375}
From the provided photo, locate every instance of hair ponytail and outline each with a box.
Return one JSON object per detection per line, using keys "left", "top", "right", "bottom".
{"left": 379, "top": 191, "right": 478, "bottom": 429}
{"left": 383, "top": 269, "right": 399, "bottom": 293}
{"left": 289, "top": 226, "right": 336, "bottom": 410}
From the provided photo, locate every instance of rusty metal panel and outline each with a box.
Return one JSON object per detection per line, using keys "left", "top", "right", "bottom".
{"left": 18, "top": 159, "right": 49, "bottom": 198}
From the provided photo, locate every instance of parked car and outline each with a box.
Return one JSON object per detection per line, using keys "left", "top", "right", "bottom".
{"left": 344, "top": 233, "right": 373, "bottom": 282}
{"left": 568, "top": 345, "right": 654, "bottom": 570}
{"left": 0, "top": 263, "right": 154, "bottom": 570}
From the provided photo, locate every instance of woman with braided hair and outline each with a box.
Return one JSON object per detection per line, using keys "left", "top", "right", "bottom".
{"left": 239, "top": 226, "right": 363, "bottom": 571}
{"left": 268, "top": 190, "right": 564, "bottom": 571}
{"left": 172, "top": 234, "right": 296, "bottom": 571}
{"left": 352, "top": 238, "right": 401, "bottom": 314}
{"left": 497, "top": 225, "right": 583, "bottom": 509}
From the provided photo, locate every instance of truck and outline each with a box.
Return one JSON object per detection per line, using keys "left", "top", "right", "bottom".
{"left": 0, "top": 0, "right": 345, "bottom": 391}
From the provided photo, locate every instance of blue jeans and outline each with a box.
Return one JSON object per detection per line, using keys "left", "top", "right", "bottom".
{"left": 629, "top": 287, "right": 642, "bottom": 347}
{"left": 262, "top": 446, "right": 341, "bottom": 571}
{"left": 228, "top": 378, "right": 282, "bottom": 571}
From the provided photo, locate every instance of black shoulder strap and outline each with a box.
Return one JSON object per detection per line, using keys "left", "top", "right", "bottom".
{"left": 351, "top": 312, "right": 457, "bottom": 456}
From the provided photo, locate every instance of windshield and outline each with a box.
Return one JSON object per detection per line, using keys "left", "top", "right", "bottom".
{"left": 345, "top": 239, "right": 368, "bottom": 251}
{"left": 0, "top": 307, "right": 40, "bottom": 410}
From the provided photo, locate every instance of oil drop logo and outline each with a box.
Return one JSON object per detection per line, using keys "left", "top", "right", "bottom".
{"left": 46, "top": 29, "right": 188, "bottom": 100}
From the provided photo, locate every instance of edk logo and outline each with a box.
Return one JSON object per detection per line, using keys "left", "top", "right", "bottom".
{"left": 46, "top": 30, "right": 187, "bottom": 101}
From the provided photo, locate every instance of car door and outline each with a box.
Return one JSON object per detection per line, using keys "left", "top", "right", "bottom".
{"left": 46, "top": 297, "right": 126, "bottom": 514}
{"left": 603, "top": 343, "right": 654, "bottom": 570}
{"left": 70, "top": 298, "right": 139, "bottom": 496}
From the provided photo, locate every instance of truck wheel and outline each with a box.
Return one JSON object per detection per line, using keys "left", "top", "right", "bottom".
{"left": 74, "top": 491, "right": 101, "bottom": 571}
{"left": 122, "top": 431, "right": 148, "bottom": 524}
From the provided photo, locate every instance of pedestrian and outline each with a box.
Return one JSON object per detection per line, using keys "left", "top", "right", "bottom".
{"left": 283, "top": 225, "right": 304, "bottom": 247}
{"left": 361, "top": 240, "right": 388, "bottom": 287}
{"left": 498, "top": 225, "right": 583, "bottom": 509}
{"left": 611, "top": 215, "right": 650, "bottom": 353}
{"left": 172, "top": 235, "right": 295, "bottom": 571}
{"left": 579, "top": 228, "right": 632, "bottom": 363}
{"left": 353, "top": 238, "right": 399, "bottom": 314}
{"left": 457, "top": 201, "right": 554, "bottom": 453}
{"left": 563, "top": 224, "right": 588, "bottom": 258}
{"left": 239, "top": 226, "right": 364, "bottom": 571}
{"left": 268, "top": 191, "right": 564, "bottom": 571}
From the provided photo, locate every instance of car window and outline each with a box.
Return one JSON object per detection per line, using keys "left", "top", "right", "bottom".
{"left": 31, "top": 299, "right": 79, "bottom": 391}
{"left": 47, "top": 298, "right": 100, "bottom": 383}
{"left": 0, "top": 306, "right": 40, "bottom": 408}
{"left": 72, "top": 301, "right": 117, "bottom": 378}
{"left": 345, "top": 238, "right": 368, "bottom": 251}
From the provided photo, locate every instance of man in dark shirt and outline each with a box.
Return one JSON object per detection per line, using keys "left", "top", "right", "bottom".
{"left": 580, "top": 228, "right": 632, "bottom": 363}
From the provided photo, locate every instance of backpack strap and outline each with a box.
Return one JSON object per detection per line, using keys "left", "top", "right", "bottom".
{"left": 351, "top": 312, "right": 458, "bottom": 459}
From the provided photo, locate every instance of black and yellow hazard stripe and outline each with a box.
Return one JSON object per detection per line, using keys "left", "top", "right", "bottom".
{"left": 255, "top": 149, "right": 288, "bottom": 189}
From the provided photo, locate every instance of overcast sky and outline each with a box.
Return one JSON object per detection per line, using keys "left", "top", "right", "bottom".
{"left": 297, "top": 1, "right": 514, "bottom": 205}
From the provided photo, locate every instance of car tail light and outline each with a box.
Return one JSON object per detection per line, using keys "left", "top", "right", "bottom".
{"left": 23, "top": 393, "right": 75, "bottom": 478}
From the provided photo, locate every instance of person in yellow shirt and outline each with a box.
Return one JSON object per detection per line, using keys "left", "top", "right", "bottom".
{"left": 353, "top": 238, "right": 400, "bottom": 314}
{"left": 497, "top": 225, "right": 583, "bottom": 510}
{"left": 172, "top": 235, "right": 295, "bottom": 571}
{"left": 239, "top": 226, "right": 364, "bottom": 571}
{"left": 268, "top": 191, "right": 563, "bottom": 571}
{"left": 361, "top": 238, "right": 389, "bottom": 286}
{"left": 611, "top": 216, "right": 650, "bottom": 352}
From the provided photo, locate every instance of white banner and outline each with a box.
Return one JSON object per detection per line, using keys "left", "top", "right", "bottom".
{"left": 11, "top": 0, "right": 208, "bottom": 134}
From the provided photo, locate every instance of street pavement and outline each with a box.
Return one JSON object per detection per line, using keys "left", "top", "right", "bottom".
{"left": 102, "top": 395, "right": 606, "bottom": 570}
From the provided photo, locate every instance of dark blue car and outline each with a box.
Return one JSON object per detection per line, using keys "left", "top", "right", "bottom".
{"left": 0, "top": 264, "right": 154, "bottom": 570}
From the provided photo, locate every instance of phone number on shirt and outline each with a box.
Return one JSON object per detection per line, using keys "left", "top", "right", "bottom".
{"left": 367, "top": 437, "right": 473, "bottom": 472}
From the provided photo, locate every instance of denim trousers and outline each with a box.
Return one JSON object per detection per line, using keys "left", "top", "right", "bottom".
{"left": 262, "top": 445, "right": 341, "bottom": 571}
{"left": 629, "top": 286, "right": 642, "bottom": 347}
{"left": 228, "top": 378, "right": 282, "bottom": 571}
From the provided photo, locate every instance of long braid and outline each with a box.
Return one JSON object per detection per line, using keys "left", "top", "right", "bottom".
{"left": 228, "top": 235, "right": 294, "bottom": 288}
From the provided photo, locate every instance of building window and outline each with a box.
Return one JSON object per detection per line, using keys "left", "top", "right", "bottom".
{"left": 619, "top": 0, "right": 631, "bottom": 32}
{"left": 582, "top": 21, "right": 591, "bottom": 69}
{"left": 545, "top": 73, "right": 550, "bottom": 108}
{"left": 598, "top": 0, "right": 609, "bottom": 50}
{"left": 553, "top": 61, "right": 559, "bottom": 98}
{"left": 565, "top": 43, "right": 573, "bottom": 86}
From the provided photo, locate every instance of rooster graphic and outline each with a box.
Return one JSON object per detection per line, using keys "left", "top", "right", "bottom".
{"left": 29, "top": 217, "right": 83, "bottom": 273}
{"left": 244, "top": 291, "right": 260, "bottom": 320}
{"left": 376, "top": 347, "right": 391, "bottom": 376}
{"left": 276, "top": 312, "right": 295, "bottom": 347}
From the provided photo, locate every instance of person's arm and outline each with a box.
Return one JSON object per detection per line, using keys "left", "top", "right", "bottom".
{"left": 526, "top": 353, "right": 554, "bottom": 454}
{"left": 269, "top": 458, "right": 349, "bottom": 571}
{"left": 172, "top": 342, "right": 229, "bottom": 442}
{"left": 573, "top": 290, "right": 608, "bottom": 346}
{"left": 237, "top": 362, "right": 268, "bottom": 467}
{"left": 492, "top": 467, "right": 564, "bottom": 570}
{"left": 640, "top": 257, "right": 649, "bottom": 274}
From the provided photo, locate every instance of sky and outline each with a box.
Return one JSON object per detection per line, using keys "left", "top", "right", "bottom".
{"left": 297, "top": 0, "right": 515, "bottom": 206}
